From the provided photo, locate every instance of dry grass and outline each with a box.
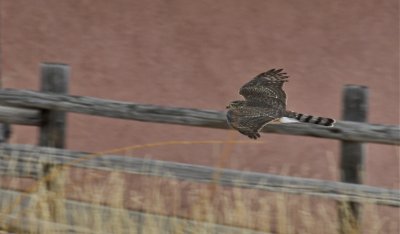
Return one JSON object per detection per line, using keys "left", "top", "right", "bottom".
{"left": 0, "top": 141, "right": 398, "bottom": 234}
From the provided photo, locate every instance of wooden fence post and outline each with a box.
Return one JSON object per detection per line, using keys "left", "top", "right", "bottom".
{"left": 0, "top": 18, "right": 11, "bottom": 143}
{"left": 39, "top": 63, "right": 69, "bottom": 148}
{"left": 0, "top": 121, "right": 11, "bottom": 143}
{"left": 38, "top": 63, "right": 69, "bottom": 222}
{"left": 339, "top": 85, "right": 368, "bottom": 233}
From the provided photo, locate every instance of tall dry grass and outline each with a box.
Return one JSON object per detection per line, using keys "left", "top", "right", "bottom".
{"left": 0, "top": 140, "right": 397, "bottom": 233}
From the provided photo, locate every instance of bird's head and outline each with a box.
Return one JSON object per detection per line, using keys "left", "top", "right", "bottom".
{"left": 226, "top": 100, "right": 246, "bottom": 109}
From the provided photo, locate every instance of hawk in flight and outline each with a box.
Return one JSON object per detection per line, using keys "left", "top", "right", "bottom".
{"left": 226, "top": 69, "right": 335, "bottom": 139}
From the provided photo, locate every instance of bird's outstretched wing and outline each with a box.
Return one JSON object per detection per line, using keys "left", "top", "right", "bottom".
{"left": 239, "top": 68, "right": 289, "bottom": 105}
{"left": 227, "top": 107, "right": 277, "bottom": 139}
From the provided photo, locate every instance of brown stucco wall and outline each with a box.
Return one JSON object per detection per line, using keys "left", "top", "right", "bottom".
{"left": 1, "top": 0, "right": 399, "bottom": 230}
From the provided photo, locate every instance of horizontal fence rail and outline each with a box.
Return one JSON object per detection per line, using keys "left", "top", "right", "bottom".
{"left": 0, "top": 89, "right": 398, "bottom": 145}
{"left": 0, "top": 189, "right": 269, "bottom": 234}
{"left": 0, "top": 144, "right": 399, "bottom": 206}
{"left": 0, "top": 106, "right": 41, "bottom": 125}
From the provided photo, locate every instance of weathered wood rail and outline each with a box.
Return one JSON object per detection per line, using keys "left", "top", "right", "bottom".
{"left": 0, "top": 144, "right": 399, "bottom": 207}
{"left": 0, "top": 189, "right": 269, "bottom": 234}
{"left": 0, "top": 89, "right": 398, "bottom": 145}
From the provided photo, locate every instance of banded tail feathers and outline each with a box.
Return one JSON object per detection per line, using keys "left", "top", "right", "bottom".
{"left": 284, "top": 111, "right": 335, "bottom": 127}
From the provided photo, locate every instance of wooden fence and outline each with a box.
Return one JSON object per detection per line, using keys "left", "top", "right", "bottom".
{"left": 0, "top": 63, "right": 399, "bottom": 233}
{"left": 0, "top": 90, "right": 398, "bottom": 145}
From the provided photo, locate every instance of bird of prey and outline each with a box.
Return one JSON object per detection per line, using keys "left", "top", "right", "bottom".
{"left": 226, "top": 68, "right": 335, "bottom": 139}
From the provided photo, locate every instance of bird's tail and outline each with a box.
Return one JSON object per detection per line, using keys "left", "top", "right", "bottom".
{"left": 283, "top": 111, "right": 335, "bottom": 126}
